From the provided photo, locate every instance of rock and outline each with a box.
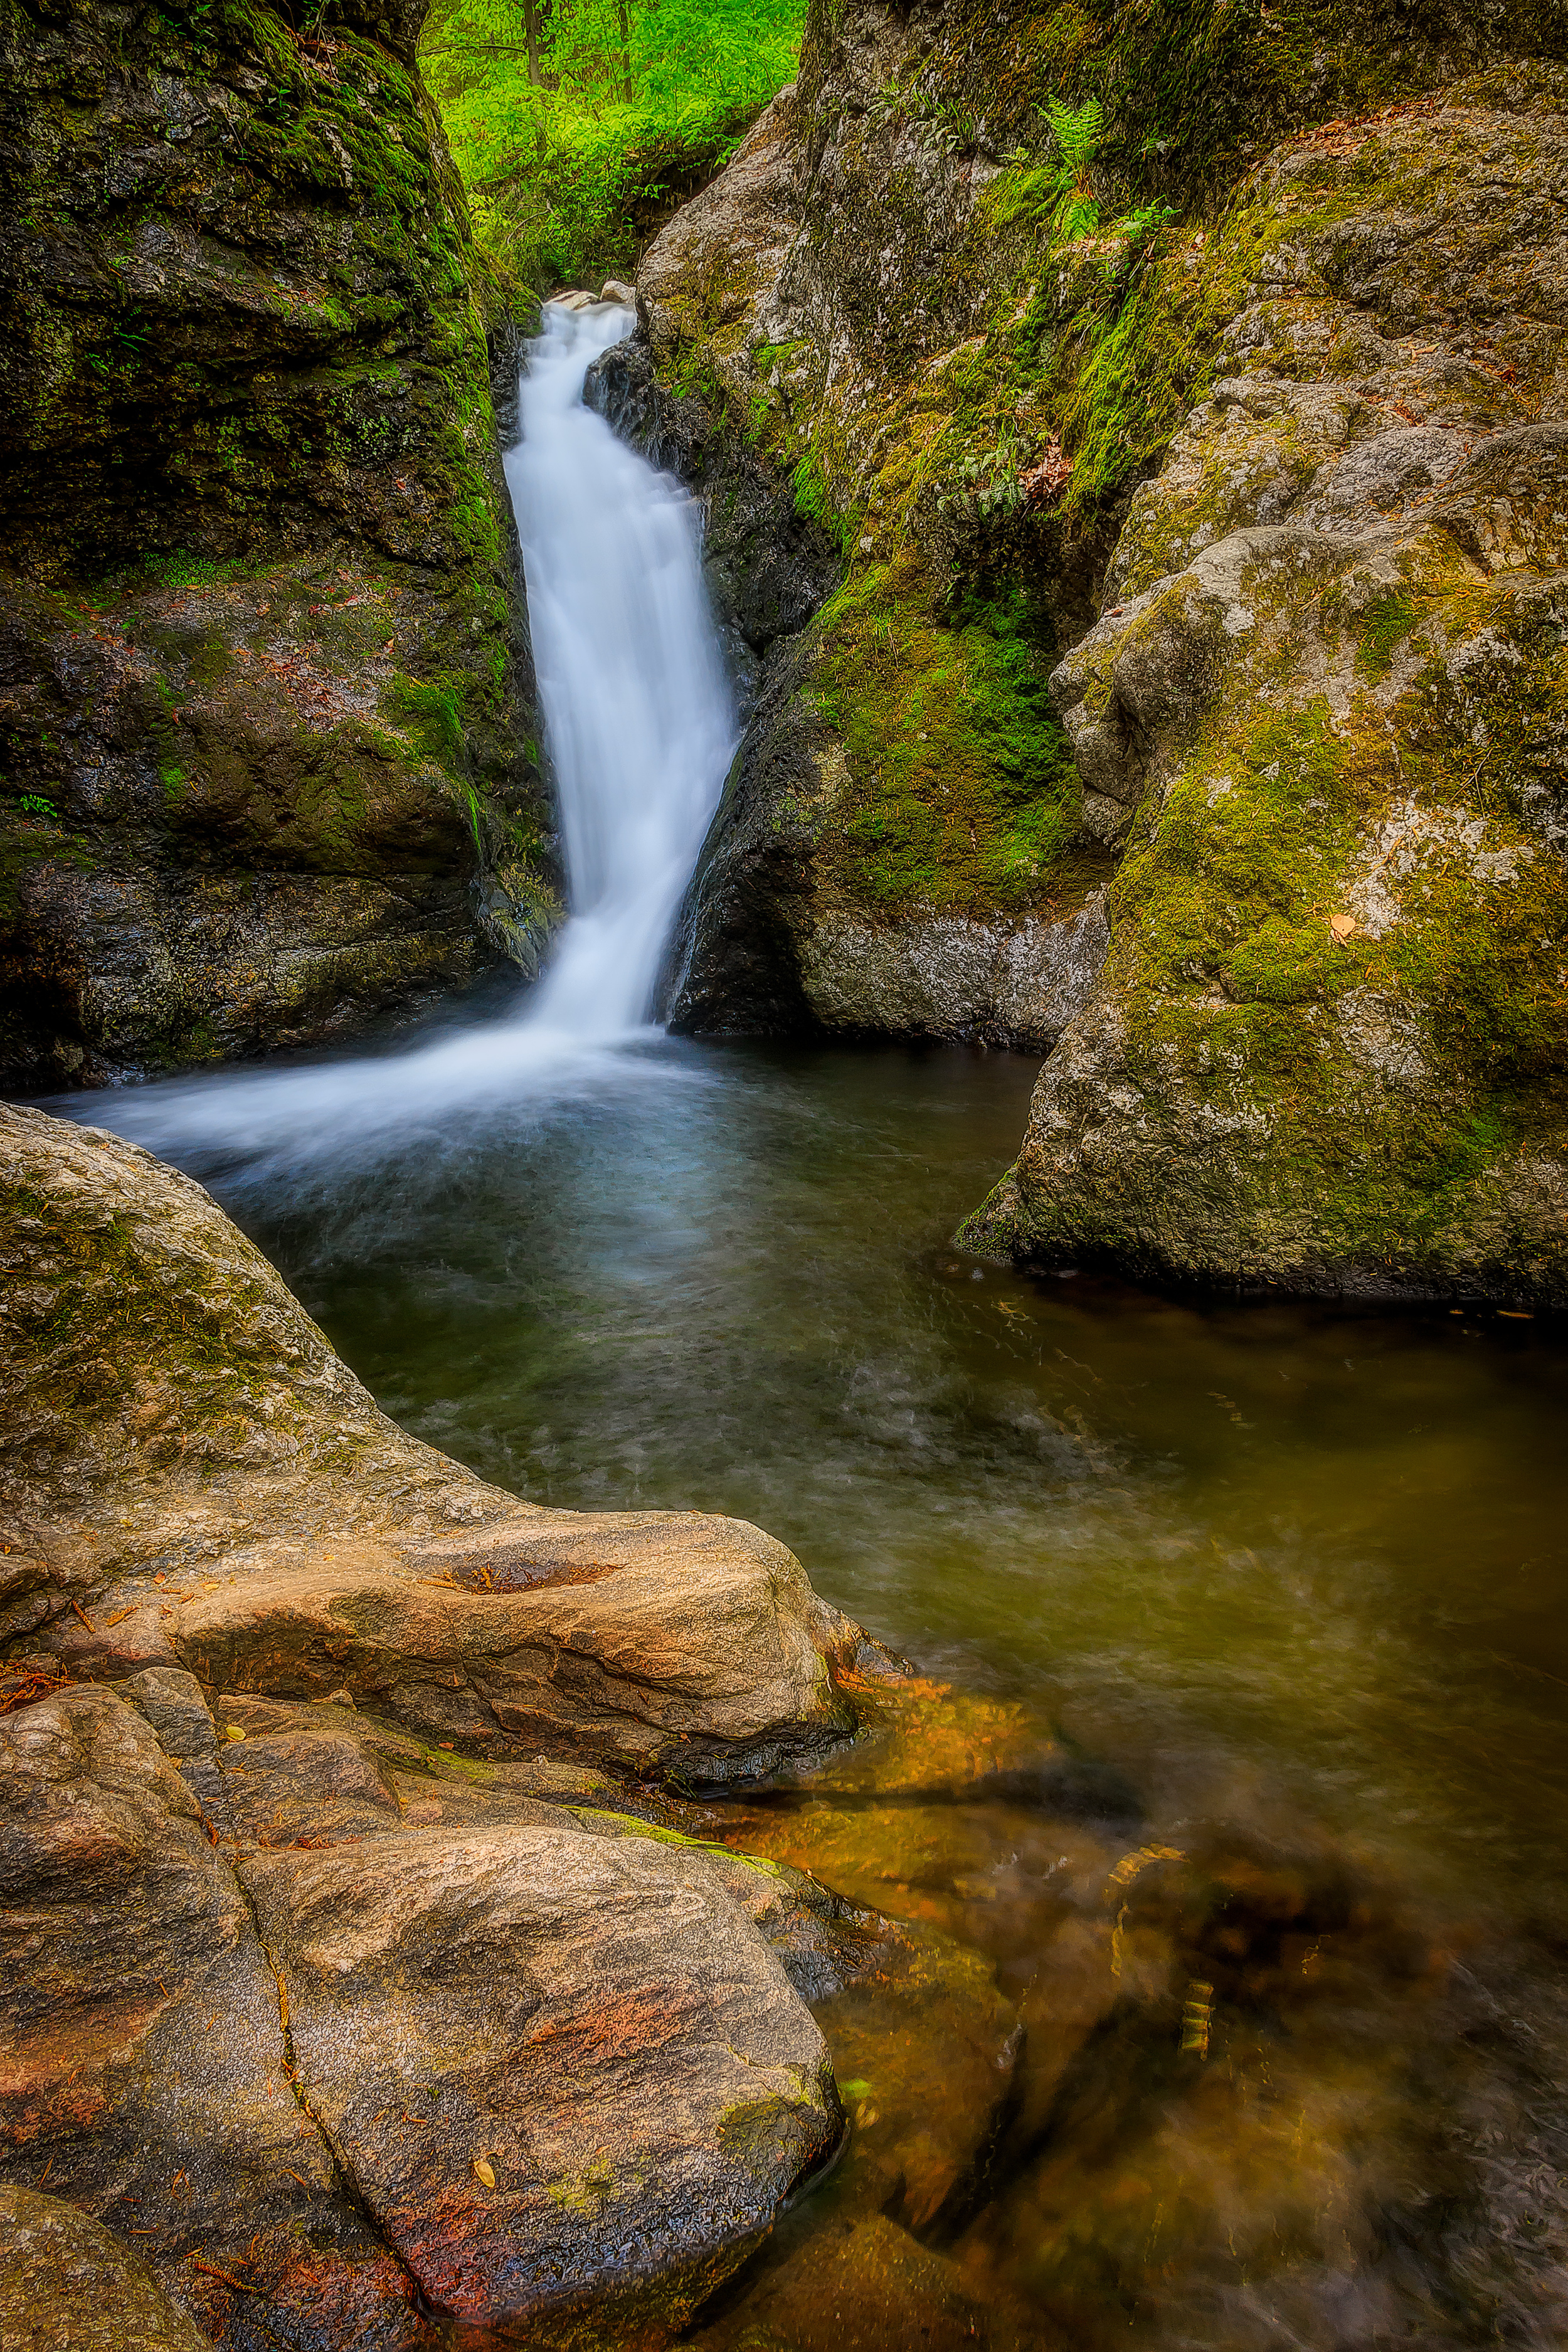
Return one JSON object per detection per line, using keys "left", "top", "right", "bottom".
{"left": 0, "top": 2187, "right": 211, "bottom": 2351}
{"left": 242, "top": 1821, "right": 840, "bottom": 2338}
{"left": 962, "top": 66, "right": 1568, "bottom": 1304}
{"left": 585, "top": 332, "right": 840, "bottom": 715}
{"left": 620, "top": 66, "right": 1114, "bottom": 1045}
{"left": 0, "top": 1103, "right": 862, "bottom": 1782}
{"left": 622, "top": 0, "right": 1567, "bottom": 1294}
{"left": 600, "top": 278, "right": 637, "bottom": 305}
{"left": 0, "top": 1682, "right": 422, "bottom": 2347}
{"left": 657, "top": 630, "right": 1112, "bottom": 1047}
{"left": 0, "top": 1675, "right": 845, "bottom": 2347}
{"left": 684, "top": 2212, "right": 1019, "bottom": 2352}
{"left": 0, "top": 1096, "right": 877, "bottom": 2343}
{"left": 0, "top": 0, "right": 556, "bottom": 1092}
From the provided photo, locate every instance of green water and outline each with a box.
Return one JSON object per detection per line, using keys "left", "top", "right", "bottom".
{"left": 138, "top": 1033, "right": 1568, "bottom": 2346}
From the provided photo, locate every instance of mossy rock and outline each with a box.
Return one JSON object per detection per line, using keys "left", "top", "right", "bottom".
{"left": 0, "top": 0, "right": 556, "bottom": 1088}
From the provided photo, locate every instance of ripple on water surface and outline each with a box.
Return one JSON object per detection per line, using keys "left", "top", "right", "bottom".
{"left": 63, "top": 1032, "right": 1568, "bottom": 2348}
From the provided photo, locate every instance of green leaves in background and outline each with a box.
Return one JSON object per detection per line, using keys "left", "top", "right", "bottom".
{"left": 420, "top": 0, "right": 805, "bottom": 299}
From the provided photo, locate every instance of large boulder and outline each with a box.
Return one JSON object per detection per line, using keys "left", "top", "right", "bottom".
{"left": 0, "top": 1676, "right": 846, "bottom": 2348}
{"left": 0, "top": 2187, "right": 211, "bottom": 2351}
{"left": 0, "top": 1102, "right": 861, "bottom": 1781}
{"left": 0, "top": 1104, "right": 875, "bottom": 2341}
{"left": 618, "top": 0, "right": 1566, "bottom": 1297}
{"left": 961, "top": 67, "right": 1568, "bottom": 1303}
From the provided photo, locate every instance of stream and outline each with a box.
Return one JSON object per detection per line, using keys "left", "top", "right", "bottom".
{"left": 50, "top": 302, "right": 1568, "bottom": 2349}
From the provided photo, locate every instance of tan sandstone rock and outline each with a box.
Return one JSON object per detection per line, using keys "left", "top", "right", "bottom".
{"left": 0, "top": 1103, "right": 861, "bottom": 1781}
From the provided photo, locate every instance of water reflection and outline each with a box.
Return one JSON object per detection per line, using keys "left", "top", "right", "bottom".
{"left": 59, "top": 1033, "right": 1568, "bottom": 2343}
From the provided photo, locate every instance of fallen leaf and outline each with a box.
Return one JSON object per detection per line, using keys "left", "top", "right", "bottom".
{"left": 473, "top": 2156, "right": 496, "bottom": 2189}
{"left": 1330, "top": 912, "right": 1357, "bottom": 940}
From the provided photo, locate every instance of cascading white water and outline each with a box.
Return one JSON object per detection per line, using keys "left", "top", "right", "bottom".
{"left": 507, "top": 300, "right": 735, "bottom": 1036}
{"left": 76, "top": 300, "right": 736, "bottom": 1167}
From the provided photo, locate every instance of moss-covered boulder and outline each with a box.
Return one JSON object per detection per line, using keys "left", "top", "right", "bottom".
{"left": 0, "top": 2188, "right": 212, "bottom": 2351}
{"left": 963, "top": 66, "right": 1568, "bottom": 1303}
{"left": 626, "top": 0, "right": 1565, "bottom": 1293}
{"left": 0, "top": 0, "right": 556, "bottom": 1091}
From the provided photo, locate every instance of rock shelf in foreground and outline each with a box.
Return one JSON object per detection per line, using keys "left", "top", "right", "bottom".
{"left": 0, "top": 1104, "right": 877, "bottom": 2346}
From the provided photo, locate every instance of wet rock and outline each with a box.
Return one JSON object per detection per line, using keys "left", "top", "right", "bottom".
{"left": 1, "top": 1103, "right": 862, "bottom": 1783}
{"left": 167, "top": 1518, "right": 858, "bottom": 1783}
{"left": 586, "top": 331, "right": 840, "bottom": 712}
{"left": 0, "top": 1671, "right": 846, "bottom": 2346}
{"left": 0, "top": 1, "right": 554, "bottom": 1091}
{"left": 571, "top": 1809, "right": 898, "bottom": 2005}
{"left": 657, "top": 630, "right": 1112, "bottom": 1047}
{"left": 242, "top": 1822, "right": 841, "bottom": 2338}
{"left": 0, "top": 2186, "right": 211, "bottom": 2351}
{"left": 0, "top": 1683, "right": 421, "bottom": 2348}
{"left": 684, "top": 2212, "right": 1020, "bottom": 2352}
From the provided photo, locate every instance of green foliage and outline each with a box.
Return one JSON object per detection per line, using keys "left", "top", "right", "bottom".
{"left": 420, "top": 0, "right": 805, "bottom": 295}
{"left": 1042, "top": 95, "right": 1103, "bottom": 237}
{"left": 808, "top": 569, "right": 1091, "bottom": 916}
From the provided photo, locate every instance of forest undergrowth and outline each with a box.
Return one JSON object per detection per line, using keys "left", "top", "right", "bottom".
{"left": 418, "top": 0, "right": 805, "bottom": 303}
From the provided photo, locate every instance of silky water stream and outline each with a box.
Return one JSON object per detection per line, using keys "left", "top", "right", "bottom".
{"left": 51, "top": 305, "right": 1568, "bottom": 2350}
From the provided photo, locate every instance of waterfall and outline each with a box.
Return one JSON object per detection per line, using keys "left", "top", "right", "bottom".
{"left": 75, "top": 300, "right": 736, "bottom": 1168}
{"left": 507, "top": 300, "right": 736, "bottom": 1036}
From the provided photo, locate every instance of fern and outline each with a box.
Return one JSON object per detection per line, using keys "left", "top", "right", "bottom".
{"left": 1041, "top": 94, "right": 1104, "bottom": 238}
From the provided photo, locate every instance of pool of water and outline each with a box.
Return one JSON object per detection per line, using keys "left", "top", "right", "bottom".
{"left": 70, "top": 1032, "right": 1568, "bottom": 2346}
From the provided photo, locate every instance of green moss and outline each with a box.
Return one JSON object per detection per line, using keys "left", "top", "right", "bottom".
{"left": 389, "top": 674, "right": 465, "bottom": 773}
{"left": 805, "top": 571, "right": 1096, "bottom": 917}
{"left": 548, "top": 2160, "right": 615, "bottom": 2217}
{"left": 1355, "top": 590, "right": 1420, "bottom": 680}
{"left": 569, "top": 1806, "right": 786, "bottom": 1872}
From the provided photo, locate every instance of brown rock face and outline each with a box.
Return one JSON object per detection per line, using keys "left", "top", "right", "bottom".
{"left": 0, "top": 1108, "right": 869, "bottom": 2344}
{"left": 245, "top": 1822, "right": 837, "bottom": 2329}
{"left": 0, "top": 1678, "right": 845, "bottom": 2347}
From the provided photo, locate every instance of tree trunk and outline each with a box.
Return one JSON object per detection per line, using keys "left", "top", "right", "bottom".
{"left": 616, "top": 0, "right": 632, "bottom": 102}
